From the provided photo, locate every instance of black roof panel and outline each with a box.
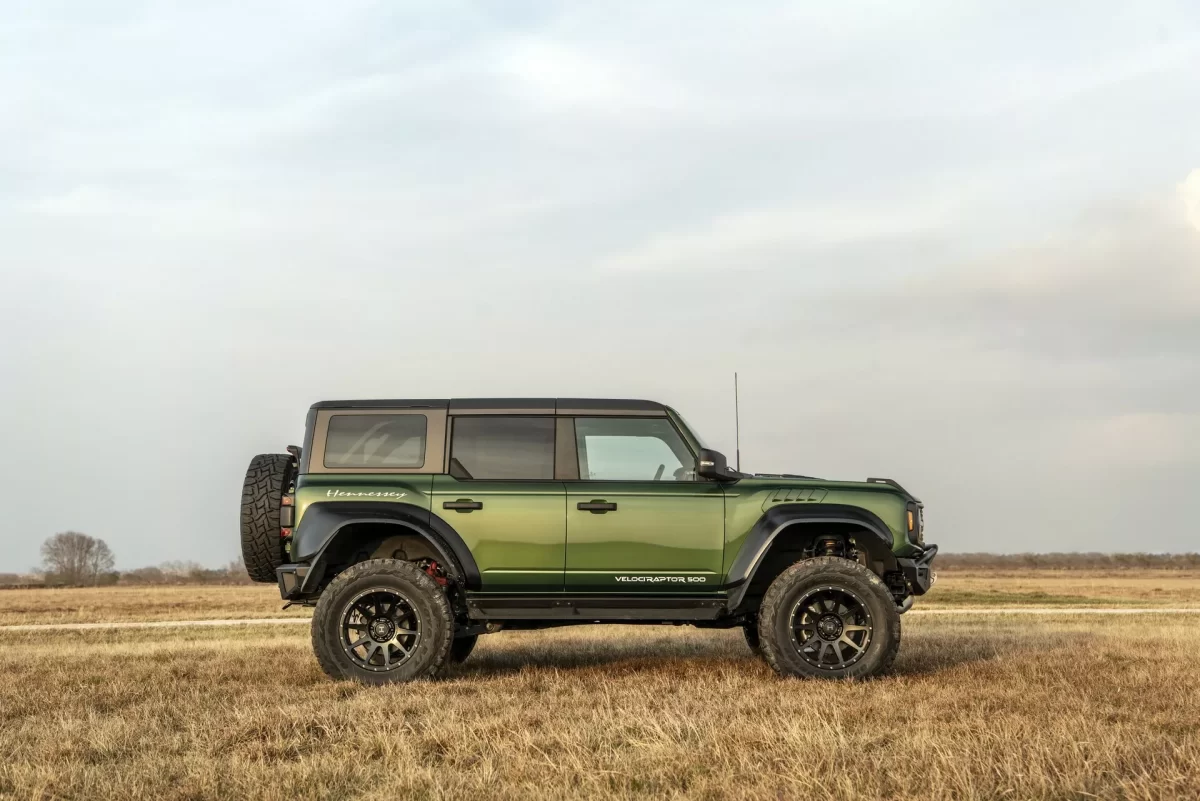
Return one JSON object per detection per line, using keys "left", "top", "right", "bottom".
{"left": 310, "top": 398, "right": 667, "bottom": 413}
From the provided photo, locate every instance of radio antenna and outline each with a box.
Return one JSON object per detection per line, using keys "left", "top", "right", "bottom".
{"left": 734, "top": 372, "right": 741, "bottom": 472}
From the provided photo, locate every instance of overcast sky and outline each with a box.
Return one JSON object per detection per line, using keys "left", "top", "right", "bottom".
{"left": 2, "top": 1, "right": 1198, "bottom": 571}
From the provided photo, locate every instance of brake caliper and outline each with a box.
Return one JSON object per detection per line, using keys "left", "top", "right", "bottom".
{"left": 422, "top": 559, "right": 449, "bottom": 588}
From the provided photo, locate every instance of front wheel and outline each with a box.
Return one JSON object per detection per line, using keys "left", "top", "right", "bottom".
{"left": 757, "top": 557, "right": 900, "bottom": 680}
{"left": 311, "top": 559, "right": 454, "bottom": 684}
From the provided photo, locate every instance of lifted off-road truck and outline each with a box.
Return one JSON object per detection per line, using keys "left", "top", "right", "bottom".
{"left": 240, "top": 399, "right": 936, "bottom": 683}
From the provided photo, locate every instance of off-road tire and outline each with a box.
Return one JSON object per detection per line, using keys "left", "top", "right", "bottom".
{"left": 758, "top": 556, "right": 900, "bottom": 680}
{"left": 311, "top": 559, "right": 454, "bottom": 684}
{"left": 240, "top": 453, "right": 294, "bottom": 583}
{"left": 742, "top": 623, "right": 760, "bottom": 653}
{"left": 450, "top": 634, "right": 479, "bottom": 663}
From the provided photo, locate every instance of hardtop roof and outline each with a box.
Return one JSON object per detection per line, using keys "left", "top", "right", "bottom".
{"left": 309, "top": 398, "right": 668, "bottom": 413}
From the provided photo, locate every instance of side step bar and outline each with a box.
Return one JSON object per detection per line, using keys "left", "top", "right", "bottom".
{"left": 465, "top": 594, "right": 727, "bottom": 621}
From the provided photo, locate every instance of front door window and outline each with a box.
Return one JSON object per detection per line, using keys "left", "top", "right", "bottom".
{"left": 574, "top": 417, "right": 696, "bottom": 482}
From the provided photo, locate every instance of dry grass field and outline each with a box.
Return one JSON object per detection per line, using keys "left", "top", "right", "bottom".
{"left": 2, "top": 571, "right": 1199, "bottom": 800}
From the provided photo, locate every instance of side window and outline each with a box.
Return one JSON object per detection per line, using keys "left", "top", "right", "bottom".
{"left": 450, "top": 417, "right": 555, "bottom": 480}
{"left": 324, "top": 414, "right": 427, "bottom": 468}
{"left": 574, "top": 417, "right": 696, "bottom": 481}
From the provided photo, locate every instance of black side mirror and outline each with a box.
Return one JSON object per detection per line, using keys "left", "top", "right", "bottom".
{"left": 696, "top": 448, "right": 737, "bottom": 481}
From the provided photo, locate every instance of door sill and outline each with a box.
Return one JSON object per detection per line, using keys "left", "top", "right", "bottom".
{"left": 464, "top": 593, "right": 727, "bottom": 621}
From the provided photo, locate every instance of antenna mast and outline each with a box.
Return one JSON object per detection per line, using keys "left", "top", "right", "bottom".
{"left": 734, "top": 372, "right": 741, "bottom": 472}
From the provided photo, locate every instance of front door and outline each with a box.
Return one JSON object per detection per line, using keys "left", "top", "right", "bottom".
{"left": 564, "top": 416, "right": 725, "bottom": 593}
{"left": 430, "top": 416, "right": 565, "bottom": 591}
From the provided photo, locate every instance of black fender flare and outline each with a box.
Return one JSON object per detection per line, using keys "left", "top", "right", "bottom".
{"left": 724, "top": 504, "right": 899, "bottom": 610}
{"left": 293, "top": 502, "right": 481, "bottom": 593}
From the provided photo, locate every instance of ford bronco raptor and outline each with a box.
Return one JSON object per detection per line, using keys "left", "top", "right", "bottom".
{"left": 240, "top": 399, "right": 935, "bottom": 683}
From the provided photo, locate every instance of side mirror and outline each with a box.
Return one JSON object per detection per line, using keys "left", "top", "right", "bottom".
{"left": 696, "top": 448, "right": 737, "bottom": 481}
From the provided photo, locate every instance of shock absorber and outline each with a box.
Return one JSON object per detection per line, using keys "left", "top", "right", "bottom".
{"left": 817, "top": 537, "right": 846, "bottom": 558}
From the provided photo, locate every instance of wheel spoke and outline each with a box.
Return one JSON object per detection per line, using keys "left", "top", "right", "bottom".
{"left": 838, "top": 634, "right": 865, "bottom": 654}
{"left": 790, "top": 587, "right": 872, "bottom": 670}
{"left": 341, "top": 588, "right": 422, "bottom": 671}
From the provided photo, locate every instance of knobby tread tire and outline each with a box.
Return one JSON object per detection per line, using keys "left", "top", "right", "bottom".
{"left": 311, "top": 559, "right": 454, "bottom": 685}
{"left": 240, "top": 453, "right": 294, "bottom": 583}
{"left": 757, "top": 556, "right": 901, "bottom": 680}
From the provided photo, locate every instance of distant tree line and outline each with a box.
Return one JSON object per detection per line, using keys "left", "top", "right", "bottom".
{"left": 0, "top": 531, "right": 255, "bottom": 588}
{"left": 935, "top": 552, "right": 1200, "bottom": 570}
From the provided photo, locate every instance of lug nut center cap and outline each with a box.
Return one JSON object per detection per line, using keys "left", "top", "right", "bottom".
{"left": 369, "top": 618, "right": 395, "bottom": 642}
{"left": 817, "top": 614, "right": 843, "bottom": 640}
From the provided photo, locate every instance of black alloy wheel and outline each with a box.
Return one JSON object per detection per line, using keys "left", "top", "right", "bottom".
{"left": 340, "top": 588, "right": 422, "bottom": 673}
{"left": 789, "top": 586, "right": 872, "bottom": 671}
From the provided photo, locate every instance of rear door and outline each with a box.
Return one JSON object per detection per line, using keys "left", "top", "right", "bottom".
{"left": 430, "top": 416, "right": 566, "bottom": 591}
{"left": 563, "top": 416, "right": 725, "bottom": 593}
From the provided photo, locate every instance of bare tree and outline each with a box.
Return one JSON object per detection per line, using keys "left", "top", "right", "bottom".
{"left": 40, "top": 532, "right": 116, "bottom": 586}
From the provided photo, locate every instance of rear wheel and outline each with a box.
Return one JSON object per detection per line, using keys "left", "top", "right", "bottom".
{"left": 758, "top": 557, "right": 900, "bottom": 680}
{"left": 311, "top": 559, "right": 454, "bottom": 684}
{"left": 240, "top": 453, "right": 294, "bottom": 582}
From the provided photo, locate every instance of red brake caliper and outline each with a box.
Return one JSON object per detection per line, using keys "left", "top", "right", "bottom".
{"left": 424, "top": 560, "right": 449, "bottom": 587}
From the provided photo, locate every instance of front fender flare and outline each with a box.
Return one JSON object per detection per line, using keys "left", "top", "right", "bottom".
{"left": 724, "top": 504, "right": 899, "bottom": 610}
{"left": 293, "top": 501, "right": 481, "bottom": 593}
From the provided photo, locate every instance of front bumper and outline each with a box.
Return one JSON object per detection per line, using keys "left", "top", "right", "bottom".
{"left": 276, "top": 564, "right": 310, "bottom": 600}
{"left": 897, "top": 544, "right": 937, "bottom": 595}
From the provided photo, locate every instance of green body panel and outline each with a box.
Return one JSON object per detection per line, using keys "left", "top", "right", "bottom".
{"left": 564, "top": 481, "right": 725, "bottom": 592}
{"left": 288, "top": 403, "right": 923, "bottom": 600}
{"left": 722, "top": 478, "right": 915, "bottom": 577}
{"left": 430, "top": 476, "right": 566, "bottom": 591}
{"left": 293, "top": 474, "right": 434, "bottom": 526}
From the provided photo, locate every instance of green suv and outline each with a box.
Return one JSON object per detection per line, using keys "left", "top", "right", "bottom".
{"left": 240, "top": 399, "right": 936, "bottom": 683}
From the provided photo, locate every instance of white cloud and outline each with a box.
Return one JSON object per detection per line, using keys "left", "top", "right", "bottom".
{"left": 1058, "top": 413, "right": 1200, "bottom": 469}
{"left": 599, "top": 200, "right": 951, "bottom": 272}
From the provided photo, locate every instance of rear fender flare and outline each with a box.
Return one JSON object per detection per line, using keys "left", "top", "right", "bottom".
{"left": 294, "top": 502, "right": 481, "bottom": 593}
{"left": 724, "top": 504, "right": 899, "bottom": 610}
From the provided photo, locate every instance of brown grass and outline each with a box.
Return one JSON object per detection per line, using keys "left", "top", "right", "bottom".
{"left": 4, "top": 569, "right": 1198, "bottom": 626}
{"left": 0, "top": 584, "right": 305, "bottom": 625}
{"left": 923, "top": 569, "right": 1200, "bottom": 608}
{"left": 1, "top": 617, "right": 1198, "bottom": 800}
{"left": 2, "top": 575, "right": 1200, "bottom": 799}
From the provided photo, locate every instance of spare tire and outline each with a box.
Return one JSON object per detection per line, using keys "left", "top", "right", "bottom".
{"left": 240, "top": 453, "right": 295, "bottom": 583}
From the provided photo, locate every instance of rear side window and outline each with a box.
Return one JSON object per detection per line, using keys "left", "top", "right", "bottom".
{"left": 450, "top": 417, "right": 554, "bottom": 480}
{"left": 324, "top": 414, "right": 427, "bottom": 468}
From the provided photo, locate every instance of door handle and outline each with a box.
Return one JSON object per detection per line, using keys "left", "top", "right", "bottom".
{"left": 443, "top": 499, "right": 483, "bottom": 512}
{"left": 577, "top": 500, "right": 617, "bottom": 513}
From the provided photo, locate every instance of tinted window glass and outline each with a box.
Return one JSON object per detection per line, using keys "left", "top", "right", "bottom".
{"left": 324, "top": 414, "right": 427, "bottom": 468}
{"left": 575, "top": 417, "right": 696, "bottom": 481}
{"left": 451, "top": 417, "right": 555, "bottom": 480}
